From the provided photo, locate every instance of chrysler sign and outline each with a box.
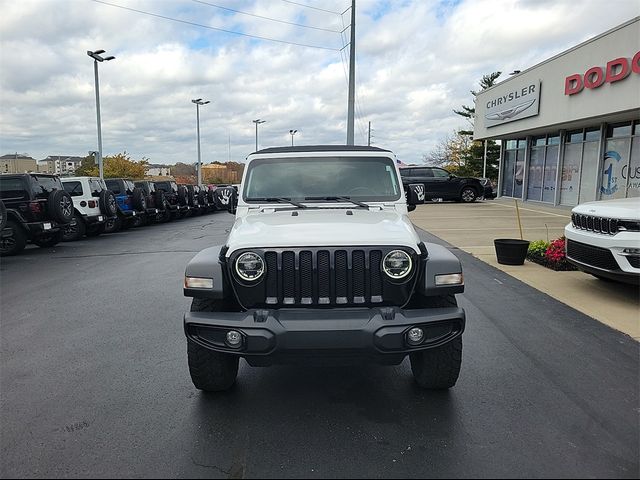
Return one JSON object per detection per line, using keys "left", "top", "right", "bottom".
{"left": 484, "top": 81, "right": 540, "bottom": 127}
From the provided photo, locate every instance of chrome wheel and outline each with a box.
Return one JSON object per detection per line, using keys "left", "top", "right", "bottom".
{"left": 60, "top": 196, "right": 73, "bottom": 217}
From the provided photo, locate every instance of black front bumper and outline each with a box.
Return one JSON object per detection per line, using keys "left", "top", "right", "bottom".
{"left": 184, "top": 306, "right": 465, "bottom": 365}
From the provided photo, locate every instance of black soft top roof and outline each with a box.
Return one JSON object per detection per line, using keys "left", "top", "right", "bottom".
{"left": 252, "top": 145, "right": 392, "bottom": 155}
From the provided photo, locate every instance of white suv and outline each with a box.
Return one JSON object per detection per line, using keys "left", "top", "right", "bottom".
{"left": 61, "top": 177, "right": 118, "bottom": 240}
{"left": 565, "top": 197, "right": 640, "bottom": 284}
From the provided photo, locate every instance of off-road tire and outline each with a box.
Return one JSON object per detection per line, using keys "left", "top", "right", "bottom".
{"left": 154, "top": 190, "right": 167, "bottom": 211}
{"left": 100, "top": 190, "right": 118, "bottom": 217}
{"left": 33, "top": 231, "right": 63, "bottom": 248}
{"left": 132, "top": 188, "right": 147, "bottom": 211}
{"left": 0, "top": 200, "right": 6, "bottom": 230}
{"left": 103, "top": 216, "right": 121, "bottom": 233}
{"left": 187, "top": 298, "right": 240, "bottom": 392}
{"left": 410, "top": 336, "right": 462, "bottom": 390}
{"left": 460, "top": 186, "right": 477, "bottom": 203}
{"left": 409, "top": 294, "right": 462, "bottom": 389}
{"left": 177, "top": 186, "right": 188, "bottom": 206}
{"left": 0, "top": 220, "right": 27, "bottom": 256}
{"left": 62, "top": 212, "right": 86, "bottom": 242}
{"left": 47, "top": 190, "right": 74, "bottom": 224}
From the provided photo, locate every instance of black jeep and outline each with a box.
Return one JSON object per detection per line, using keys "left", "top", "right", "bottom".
{"left": 399, "top": 166, "right": 489, "bottom": 203}
{"left": 134, "top": 180, "right": 170, "bottom": 223}
{"left": 0, "top": 173, "right": 74, "bottom": 256}
{"left": 154, "top": 180, "right": 189, "bottom": 219}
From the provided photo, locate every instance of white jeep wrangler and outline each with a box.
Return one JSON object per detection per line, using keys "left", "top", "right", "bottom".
{"left": 61, "top": 176, "right": 118, "bottom": 240}
{"left": 183, "top": 146, "right": 466, "bottom": 391}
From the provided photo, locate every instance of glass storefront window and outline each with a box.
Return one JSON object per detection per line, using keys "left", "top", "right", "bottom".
{"left": 547, "top": 135, "right": 560, "bottom": 145}
{"left": 527, "top": 147, "right": 544, "bottom": 201}
{"left": 600, "top": 137, "right": 631, "bottom": 200}
{"left": 579, "top": 141, "right": 599, "bottom": 203}
{"left": 502, "top": 150, "right": 516, "bottom": 197}
{"left": 542, "top": 145, "right": 559, "bottom": 203}
{"left": 584, "top": 128, "right": 601, "bottom": 142}
{"left": 627, "top": 136, "right": 640, "bottom": 198}
{"left": 533, "top": 136, "right": 546, "bottom": 147}
{"left": 607, "top": 123, "right": 632, "bottom": 138}
{"left": 560, "top": 143, "right": 582, "bottom": 206}
{"left": 567, "top": 131, "right": 583, "bottom": 143}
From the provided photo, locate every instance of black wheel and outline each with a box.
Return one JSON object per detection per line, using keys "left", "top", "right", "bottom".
{"left": 33, "top": 231, "right": 63, "bottom": 248}
{"left": 99, "top": 190, "right": 118, "bottom": 217}
{"left": 132, "top": 188, "right": 147, "bottom": 211}
{"left": 187, "top": 298, "right": 240, "bottom": 392}
{"left": 460, "top": 187, "right": 477, "bottom": 203}
{"left": 0, "top": 220, "right": 27, "bottom": 256}
{"left": 177, "top": 186, "right": 188, "bottom": 206}
{"left": 154, "top": 190, "right": 167, "bottom": 211}
{"left": 0, "top": 200, "right": 6, "bottom": 230}
{"left": 103, "top": 216, "right": 121, "bottom": 233}
{"left": 409, "top": 294, "right": 462, "bottom": 389}
{"left": 62, "top": 212, "right": 86, "bottom": 241}
{"left": 47, "top": 190, "right": 74, "bottom": 223}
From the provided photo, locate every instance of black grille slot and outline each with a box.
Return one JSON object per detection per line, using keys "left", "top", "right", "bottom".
{"left": 335, "top": 250, "right": 348, "bottom": 302}
{"left": 567, "top": 240, "right": 620, "bottom": 271}
{"left": 352, "top": 250, "right": 366, "bottom": 300}
{"left": 299, "top": 251, "right": 313, "bottom": 301}
{"left": 265, "top": 252, "right": 278, "bottom": 300}
{"left": 370, "top": 250, "right": 383, "bottom": 297}
{"left": 318, "top": 251, "right": 330, "bottom": 300}
{"left": 282, "top": 251, "right": 296, "bottom": 301}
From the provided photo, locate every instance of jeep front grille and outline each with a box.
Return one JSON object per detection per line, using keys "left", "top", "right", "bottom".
{"left": 229, "top": 247, "right": 417, "bottom": 309}
{"left": 571, "top": 213, "right": 619, "bottom": 235}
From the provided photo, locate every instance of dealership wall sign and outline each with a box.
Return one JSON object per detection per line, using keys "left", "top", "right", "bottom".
{"left": 484, "top": 81, "right": 540, "bottom": 127}
{"left": 565, "top": 51, "right": 640, "bottom": 95}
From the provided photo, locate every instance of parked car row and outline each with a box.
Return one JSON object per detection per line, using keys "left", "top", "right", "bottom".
{"left": 399, "top": 166, "right": 496, "bottom": 202}
{"left": 0, "top": 173, "right": 238, "bottom": 256}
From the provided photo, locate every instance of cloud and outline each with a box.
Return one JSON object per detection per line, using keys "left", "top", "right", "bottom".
{"left": 0, "top": 0, "right": 637, "bottom": 165}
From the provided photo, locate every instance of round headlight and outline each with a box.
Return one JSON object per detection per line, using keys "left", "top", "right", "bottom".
{"left": 235, "top": 252, "right": 265, "bottom": 281}
{"left": 382, "top": 250, "right": 412, "bottom": 279}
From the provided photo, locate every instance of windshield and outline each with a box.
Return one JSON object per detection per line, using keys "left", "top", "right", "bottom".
{"left": 243, "top": 157, "right": 401, "bottom": 203}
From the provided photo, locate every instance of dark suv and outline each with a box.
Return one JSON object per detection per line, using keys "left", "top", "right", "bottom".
{"left": 399, "top": 167, "right": 488, "bottom": 203}
{"left": 134, "top": 180, "right": 170, "bottom": 223}
{"left": 154, "top": 180, "right": 189, "bottom": 219}
{"left": 0, "top": 173, "right": 74, "bottom": 255}
{"left": 104, "top": 178, "right": 147, "bottom": 230}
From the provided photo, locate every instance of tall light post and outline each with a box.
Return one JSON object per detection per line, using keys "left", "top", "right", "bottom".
{"left": 253, "top": 119, "right": 266, "bottom": 151}
{"left": 192, "top": 98, "right": 210, "bottom": 186}
{"left": 87, "top": 49, "right": 115, "bottom": 179}
{"left": 289, "top": 129, "right": 297, "bottom": 146}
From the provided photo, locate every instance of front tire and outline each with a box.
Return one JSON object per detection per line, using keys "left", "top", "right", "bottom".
{"left": 33, "top": 231, "right": 63, "bottom": 248}
{"left": 187, "top": 298, "right": 240, "bottom": 392}
{"left": 0, "top": 220, "right": 27, "bottom": 256}
{"left": 460, "top": 187, "right": 477, "bottom": 203}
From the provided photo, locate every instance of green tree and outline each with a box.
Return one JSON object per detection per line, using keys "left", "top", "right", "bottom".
{"left": 75, "top": 155, "right": 99, "bottom": 176}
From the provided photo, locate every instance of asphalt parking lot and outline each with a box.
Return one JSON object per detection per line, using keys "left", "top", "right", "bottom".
{"left": 1, "top": 212, "right": 638, "bottom": 478}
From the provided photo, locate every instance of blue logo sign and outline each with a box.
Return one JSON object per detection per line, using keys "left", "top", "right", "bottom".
{"left": 600, "top": 150, "right": 621, "bottom": 196}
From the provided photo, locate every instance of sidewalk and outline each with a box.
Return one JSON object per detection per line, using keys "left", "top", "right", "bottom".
{"left": 409, "top": 198, "right": 639, "bottom": 340}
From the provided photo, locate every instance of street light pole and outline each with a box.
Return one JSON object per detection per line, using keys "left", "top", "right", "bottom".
{"left": 289, "top": 129, "right": 297, "bottom": 146}
{"left": 253, "top": 119, "right": 266, "bottom": 151}
{"left": 87, "top": 49, "right": 115, "bottom": 179}
{"left": 192, "top": 98, "right": 210, "bottom": 186}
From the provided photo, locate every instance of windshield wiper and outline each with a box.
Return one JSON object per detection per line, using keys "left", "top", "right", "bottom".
{"left": 245, "top": 197, "right": 307, "bottom": 209}
{"left": 304, "top": 196, "right": 369, "bottom": 208}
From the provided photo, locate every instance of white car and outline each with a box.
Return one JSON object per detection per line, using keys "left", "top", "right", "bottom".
{"left": 61, "top": 176, "right": 118, "bottom": 240}
{"left": 565, "top": 197, "right": 640, "bottom": 284}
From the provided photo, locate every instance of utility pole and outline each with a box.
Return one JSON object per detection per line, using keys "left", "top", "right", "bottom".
{"left": 483, "top": 140, "right": 488, "bottom": 178}
{"left": 253, "top": 119, "right": 266, "bottom": 151}
{"left": 192, "top": 98, "right": 210, "bottom": 187}
{"left": 346, "top": 0, "right": 356, "bottom": 145}
{"left": 87, "top": 49, "right": 115, "bottom": 179}
{"left": 368, "top": 121, "right": 371, "bottom": 146}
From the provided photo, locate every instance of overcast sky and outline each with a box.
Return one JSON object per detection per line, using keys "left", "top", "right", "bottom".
{"left": 0, "top": 0, "right": 637, "bottom": 165}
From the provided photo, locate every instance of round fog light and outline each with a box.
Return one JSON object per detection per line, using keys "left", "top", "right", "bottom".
{"left": 226, "top": 330, "right": 242, "bottom": 347}
{"left": 407, "top": 327, "right": 424, "bottom": 346}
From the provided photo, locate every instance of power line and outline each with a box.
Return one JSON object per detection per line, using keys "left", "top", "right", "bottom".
{"left": 280, "top": 0, "right": 342, "bottom": 15}
{"left": 192, "top": 0, "right": 340, "bottom": 33}
{"left": 91, "top": 0, "right": 341, "bottom": 51}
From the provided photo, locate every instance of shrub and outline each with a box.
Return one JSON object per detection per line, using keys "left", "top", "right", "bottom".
{"left": 545, "top": 237, "right": 567, "bottom": 264}
{"left": 528, "top": 239, "right": 550, "bottom": 257}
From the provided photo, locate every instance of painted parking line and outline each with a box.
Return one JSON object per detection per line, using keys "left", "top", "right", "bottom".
{"left": 485, "top": 202, "right": 571, "bottom": 218}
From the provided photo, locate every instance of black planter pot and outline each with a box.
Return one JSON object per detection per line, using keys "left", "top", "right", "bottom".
{"left": 494, "top": 239, "right": 530, "bottom": 265}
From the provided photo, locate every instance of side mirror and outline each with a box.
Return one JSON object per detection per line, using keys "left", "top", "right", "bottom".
{"left": 406, "top": 183, "right": 425, "bottom": 207}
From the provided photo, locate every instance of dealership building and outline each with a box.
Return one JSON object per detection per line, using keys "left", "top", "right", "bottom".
{"left": 474, "top": 17, "right": 640, "bottom": 207}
